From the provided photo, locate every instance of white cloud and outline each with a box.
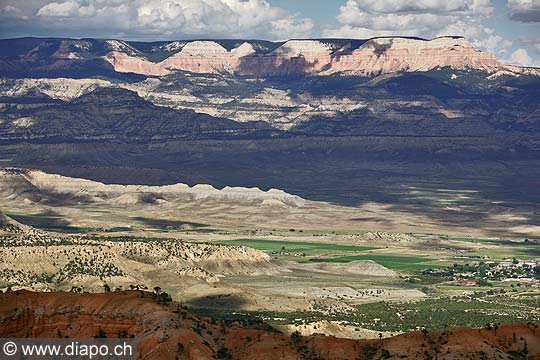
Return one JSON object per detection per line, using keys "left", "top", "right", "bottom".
{"left": 332, "top": 0, "right": 493, "bottom": 30}
{"left": 336, "top": 0, "right": 493, "bottom": 27}
{"left": 322, "top": 0, "right": 515, "bottom": 58}
{"left": 509, "top": 47, "right": 535, "bottom": 65}
{"left": 37, "top": 1, "right": 84, "bottom": 17}
{"left": 271, "top": 16, "right": 314, "bottom": 40}
{"left": 29, "top": 0, "right": 313, "bottom": 39}
{"left": 0, "top": 4, "right": 27, "bottom": 19}
{"left": 508, "top": 0, "right": 540, "bottom": 22}
{"left": 323, "top": 26, "right": 397, "bottom": 39}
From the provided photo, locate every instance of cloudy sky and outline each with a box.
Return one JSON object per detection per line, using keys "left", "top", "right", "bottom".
{"left": 0, "top": 0, "right": 539, "bottom": 66}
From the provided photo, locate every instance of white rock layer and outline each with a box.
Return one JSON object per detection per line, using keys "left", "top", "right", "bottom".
{"left": 103, "top": 37, "right": 534, "bottom": 77}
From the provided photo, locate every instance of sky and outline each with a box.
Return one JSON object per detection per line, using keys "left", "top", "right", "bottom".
{"left": 0, "top": 0, "right": 539, "bottom": 66}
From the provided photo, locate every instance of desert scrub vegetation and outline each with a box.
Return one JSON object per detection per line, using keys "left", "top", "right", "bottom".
{"left": 56, "top": 258, "right": 124, "bottom": 281}
{"left": 191, "top": 294, "right": 540, "bottom": 333}
{"left": 331, "top": 295, "right": 540, "bottom": 332}
{"left": 0, "top": 233, "right": 263, "bottom": 288}
{"left": 0, "top": 232, "right": 97, "bottom": 247}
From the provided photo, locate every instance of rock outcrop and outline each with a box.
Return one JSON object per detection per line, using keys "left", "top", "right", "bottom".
{"left": 1, "top": 290, "right": 539, "bottom": 360}
{"left": 0, "top": 230, "right": 280, "bottom": 291}
{"left": 0, "top": 168, "right": 307, "bottom": 208}
{"left": 104, "top": 37, "right": 527, "bottom": 77}
{"left": 2, "top": 36, "right": 538, "bottom": 79}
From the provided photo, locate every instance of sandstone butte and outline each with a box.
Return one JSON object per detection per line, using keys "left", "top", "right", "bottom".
{"left": 103, "top": 37, "right": 533, "bottom": 77}
{"left": 1, "top": 290, "right": 539, "bottom": 359}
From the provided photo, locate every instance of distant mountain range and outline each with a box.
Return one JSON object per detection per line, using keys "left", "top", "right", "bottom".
{"left": 0, "top": 87, "right": 276, "bottom": 143}
{"left": 0, "top": 36, "right": 539, "bottom": 207}
{"left": 1, "top": 85, "right": 539, "bottom": 143}
{"left": 1, "top": 36, "right": 539, "bottom": 78}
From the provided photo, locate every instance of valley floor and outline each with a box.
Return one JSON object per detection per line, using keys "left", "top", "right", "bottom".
{"left": 1, "top": 168, "right": 539, "bottom": 341}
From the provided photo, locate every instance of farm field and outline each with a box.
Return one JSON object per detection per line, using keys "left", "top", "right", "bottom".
{"left": 216, "top": 238, "right": 377, "bottom": 255}
{"left": 307, "top": 254, "right": 446, "bottom": 271}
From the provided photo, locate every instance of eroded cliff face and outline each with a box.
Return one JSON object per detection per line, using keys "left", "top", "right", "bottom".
{"left": 321, "top": 37, "right": 500, "bottom": 75}
{"left": 104, "top": 37, "right": 506, "bottom": 77}
{"left": 1, "top": 290, "right": 539, "bottom": 360}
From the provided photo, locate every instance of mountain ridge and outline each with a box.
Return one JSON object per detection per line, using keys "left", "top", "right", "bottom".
{"left": 0, "top": 36, "right": 539, "bottom": 211}
{"left": 0, "top": 87, "right": 279, "bottom": 142}
{"left": 2, "top": 36, "right": 539, "bottom": 78}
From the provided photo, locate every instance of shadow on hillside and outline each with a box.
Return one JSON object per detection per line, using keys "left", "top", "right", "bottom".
{"left": 5, "top": 209, "right": 89, "bottom": 233}
{"left": 134, "top": 216, "right": 208, "bottom": 229}
{"left": 186, "top": 294, "right": 279, "bottom": 329}
{"left": 7, "top": 140, "right": 540, "bottom": 239}
{"left": 186, "top": 293, "right": 249, "bottom": 309}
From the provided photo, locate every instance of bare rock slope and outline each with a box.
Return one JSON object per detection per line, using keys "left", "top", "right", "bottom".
{"left": 0, "top": 168, "right": 306, "bottom": 208}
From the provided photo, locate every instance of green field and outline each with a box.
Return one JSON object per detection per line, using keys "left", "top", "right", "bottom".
{"left": 219, "top": 239, "right": 462, "bottom": 271}
{"left": 308, "top": 254, "right": 445, "bottom": 271}
{"left": 217, "top": 239, "right": 376, "bottom": 253}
